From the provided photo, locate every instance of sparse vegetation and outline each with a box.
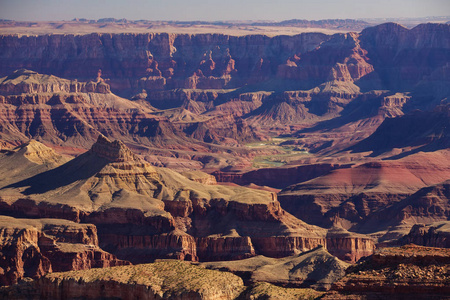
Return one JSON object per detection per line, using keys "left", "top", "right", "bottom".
{"left": 45, "top": 260, "right": 245, "bottom": 298}
{"left": 247, "top": 137, "right": 309, "bottom": 168}
{"left": 241, "top": 282, "right": 324, "bottom": 300}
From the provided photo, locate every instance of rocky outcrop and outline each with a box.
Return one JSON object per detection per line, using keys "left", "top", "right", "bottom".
{"left": 379, "top": 92, "right": 410, "bottom": 117}
{"left": 327, "top": 245, "right": 450, "bottom": 299}
{"left": 2, "top": 23, "right": 445, "bottom": 94}
{"left": 196, "top": 236, "right": 255, "bottom": 260}
{"left": 278, "top": 32, "right": 374, "bottom": 83}
{"left": 401, "top": 222, "right": 450, "bottom": 248}
{"left": 0, "top": 222, "right": 51, "bottom": 286}
{"left": 0, "top": 137, "right": 377, "bottom": 264}
{"left": 0, "top": 69, "right": 212, "bottom": 155}
{"left": 181, "top": 170, "right": 217, "bottom": 185}
{"left": 359, "top": 22, "right": 450, "bottom": 90}
{"left": 201, "top": 245, "right": 350, "bottom": 290}
{"left": 0, "top": 139, "right": 70, "bottom": 188}
{"left": 0, "top": 69, "right": 110, "bottom": 95}
{"left": 355, "top": 179, "right": 450, "bottom": 239}
{"left": 251, "top": 236, "right": 327, "bottom": 258}
{"left": 325, "top": 228, "right": 376, "bottom": 263}
{"left": 1, "top": 260, "right": 245, "bottom": 300}
{"left": 98, "top": 230, "right": 198, "bottom": 263}
{"left": 0, "top": 216, "right": 128, "bottom": 286}
{"left": 183, "top": 115, "right": 262, "bottom": 145}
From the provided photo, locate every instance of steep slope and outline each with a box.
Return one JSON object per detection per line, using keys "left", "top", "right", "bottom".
{"left": 402, "top": 222, "right": 450, "bottom": 248}
{"left": 355, "top": 180, "right": 450, "bottom": 241}
{"left": 0, "top": 139, "right": 70, "bottom": 186}
{"left": 0, "top": 32, "right": 329, "bottom": 91}
{"left": 0, "top": 137, "right": 374, "bottom": 263}
{"left": 350, "top": 104, "right": 450, "bottom": 157}
{"left": 278, "top": 32, "right": 374, "bottom": 84}
{"left": 200, "top": 245, "right": 349, "bottom": 290}
{"left": 288, "top": 91, "right": 411, "bottom": 155}
{"left": 278, "top": 150, "right": 450, "bottom": 229}
{"left": 0, "top": 24, "right": 448, "bottom": 166}
{"left": 359, "top": 23, "right": 450, "bottom": 92}
{"left": 0, "top": 70, "right": 281, "bottom": 171}
{"left": 0, "top": 69, "right": 204, "bottom": 151}
{"left": 0, "top": 215, "right": 128, "bottom": 286}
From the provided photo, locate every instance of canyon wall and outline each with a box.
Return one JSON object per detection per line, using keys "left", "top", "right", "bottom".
{"left": 0, "top": 32, "right": 329, "bottom": 93}
{"left": 1, "top": 23, "right": 448, "bottom": 96}
{"left": 0, "top": 216, "right": 129, "bottom": 286}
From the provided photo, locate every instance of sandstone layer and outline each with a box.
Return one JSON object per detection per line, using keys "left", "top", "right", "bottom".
{"left": 326, "top": 245, "right": 450, "bottom": 299}
{"left": 0, "top": 215, "right": 128, "bottom": 286}
{"left": 1, "top": 260, "right": 245, "bottom": 300}
{"left": 0, "top": 137, "right": 375, "bottom": 271}
{"left": 278, "top": 150, "right": 450, "bottom": 230}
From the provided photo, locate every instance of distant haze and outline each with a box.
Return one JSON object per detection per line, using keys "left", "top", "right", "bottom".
{"left": 0, "top": 0, "right": 449, "bottom": 22}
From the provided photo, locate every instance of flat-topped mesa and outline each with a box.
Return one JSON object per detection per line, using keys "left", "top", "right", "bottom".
{"left": 0, "top": 69, "right": 111, "bottom": 96}
{"left": 90, "top": 135, "right": 139, "bottom": 163}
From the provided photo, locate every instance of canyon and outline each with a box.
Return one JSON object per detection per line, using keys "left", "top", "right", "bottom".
{"left": 0, "top": 19, "right": 448, "bottom": 299}
{"left": 0, "top": 136, "right": 376, "bottom": 286}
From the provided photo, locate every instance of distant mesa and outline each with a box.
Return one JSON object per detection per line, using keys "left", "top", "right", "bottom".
{"left": 0, "top": 68, "right": 111, "bottom": 95}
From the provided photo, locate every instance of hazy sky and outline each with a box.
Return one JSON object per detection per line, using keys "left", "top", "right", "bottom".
{"left": 1, "top": 0, "right": 449, "bottom": 21}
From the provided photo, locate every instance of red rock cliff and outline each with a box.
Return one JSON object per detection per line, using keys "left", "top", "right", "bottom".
{"left": 0, "top": 216, "right": 129, "bottom": 286}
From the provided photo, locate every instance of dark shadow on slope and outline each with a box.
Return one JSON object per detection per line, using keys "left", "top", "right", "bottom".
{"left": 348, "top": 105, "right": 450, "bottom": 157}
{"left": 2, "top": 151, "right": 110, "bottom": 195}
{"left": 293, "top": 92, "right": 387, "bottom": 135}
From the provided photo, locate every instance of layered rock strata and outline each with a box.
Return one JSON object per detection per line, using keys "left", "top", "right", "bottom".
{"left": 200, "top": 245, "right": 350, "bottom": 290}
{"left": 327, "top": 245, "right": 450, "bottom": 299}
{"left": 0, "top": 216, "right": 128, "bottom": 286}
{"left": 0, "top": 137, "right": 375, "bottom": 269}
{"left": 1, "top": 260, "right": 244, "bottom": 300}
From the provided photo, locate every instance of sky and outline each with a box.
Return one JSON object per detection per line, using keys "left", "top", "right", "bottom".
{"left": 0, "top": 0, "right": 449, "bottom": 22}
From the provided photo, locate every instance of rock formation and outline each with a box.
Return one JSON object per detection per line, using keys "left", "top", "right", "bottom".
{"left": 1, "top": 260, "right": 244, "bottom": 300}
{"left": 200, "top": 245, "right": 349, "bottom": 290}
{"left": 277, "top": 150, "right": 450, "bottom": 229}
{"left": 0, "top": 22, "right": 448, "bottom": 296}
{"left": 0, "top": 139, "right": 70, "bottom": 187}
{"left": 0, "top": 216, "right": 128, "bottom": 286}
{"left": 351, "top": 104, "right": 450, "bottom": 156}
{"left": 0, "top": 137, "right": 375, "bottom": 268}
{"left": 1, "top": 23, "right": 446, "bottom": 94}
{"left": 326, "top": 245, "right": 450, "bottom": 299}
{"left": 401, "top": 222, "right": 450, "bottom": 248}
{"left": 0, "top": 23, "right": 448, "bottom": 169}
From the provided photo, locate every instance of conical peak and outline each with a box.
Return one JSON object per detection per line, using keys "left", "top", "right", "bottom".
{"left": 90, "top": 135, "right": 138, "bottom": 162}
{"left": 14, "top": 139, "right": 63, "bottom": 165}
{"left": 17, "top": 139, "right": 53, "bottom": 154}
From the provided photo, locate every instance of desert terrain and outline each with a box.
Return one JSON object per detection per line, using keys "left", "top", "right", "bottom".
{"left": 0, "top": 17, "right": 449, "bottom": 299}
